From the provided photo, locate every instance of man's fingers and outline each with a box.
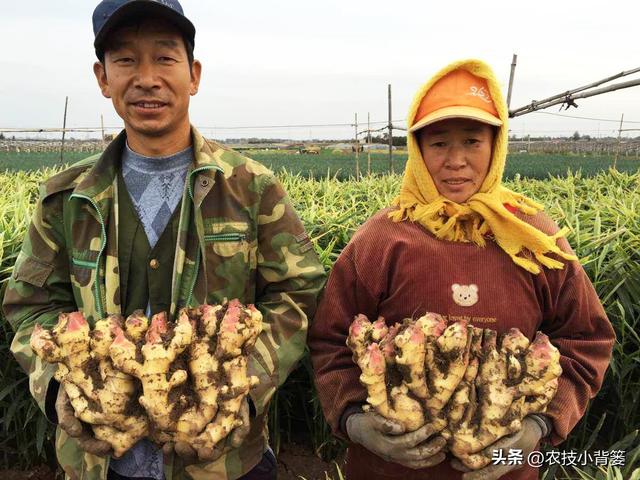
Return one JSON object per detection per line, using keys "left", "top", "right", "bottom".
{"left": 78, "top": 435, "right": 112, "bottom": 457}
{"left": 55, "top": 391, "right": 82, "bottom": 437}
{"left": 162, "top": 442, "right": 175, "bottom": 456}
{"left": 369, "top": 413, "right": 405, "bottom": 435}
{"left": 450, "top": 458, "right": 473, "bottom": 472}
{"left": 397, "top": 452, "right": 447, "bottom": 470}
{"left": 230, "top": 401, "right": 251, "bottom": 448}
{"left": 175, "top": 441, "right": 198, "bottom": 464}
{"left": 391, "top": 423, "right": 439, "bottom": 448}
{"left": 197, "top": 443, "right": 225, "bottom": 463}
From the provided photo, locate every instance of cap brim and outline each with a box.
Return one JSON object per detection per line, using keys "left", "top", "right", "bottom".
{"left": 409, "top": 106, "right": 503, "bottom": 133}
{"left": 94, "top": 0, "right": 195, "bottom": 58}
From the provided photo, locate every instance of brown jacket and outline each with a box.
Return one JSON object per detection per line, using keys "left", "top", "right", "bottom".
{"left": 309, "top": 208, "right": 615, "bottom": 480}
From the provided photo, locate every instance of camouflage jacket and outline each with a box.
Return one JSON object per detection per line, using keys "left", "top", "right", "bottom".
{"left": 3, "top": 128, "right": 326, "bottom": 480}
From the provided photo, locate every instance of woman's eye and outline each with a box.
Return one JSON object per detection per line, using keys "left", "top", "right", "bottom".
{"left": 430, "top": 142, "right": 446, "bottom": 148}
{"left": 465, "top": 138, "right": 480, "bottom": 145}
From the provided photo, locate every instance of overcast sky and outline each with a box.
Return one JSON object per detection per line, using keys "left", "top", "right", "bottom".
{"left": 1, "top": 0, "right": 639, "bottom": 140}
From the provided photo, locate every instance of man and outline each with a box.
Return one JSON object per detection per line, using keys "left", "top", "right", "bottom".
{"left": 4, "top": 1, "right": 326, "bottom": 479}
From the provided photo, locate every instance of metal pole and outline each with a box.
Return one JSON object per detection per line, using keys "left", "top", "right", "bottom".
{"left": 100, "top": 114, "right": 105, "bottom": 149}
{"left": 367, "top": 112, "right": 371, "bottom": 176}
{"left": 60, "top": 96, "right": 68, "bottom": 163}
{"left": 388, "top": 84, "right": 393, "bottom": 173}
{"left": 510, "top": 77, "right": 640, "bottom": 117}
{"left": 506, "top": 54, "right": 518, "bottom": 109}
{"left": 613, "top": 113, "right": 624, "bottom": 170}
{"left": 354, "top": 113, "right": 360, "bottom": 179}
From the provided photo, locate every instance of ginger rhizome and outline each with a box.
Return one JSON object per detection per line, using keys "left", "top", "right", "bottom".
{"left": 175, "top": 300, "right": 262, "bottom": 454}
{"left": 30, "top": 299, "right": 263, "bottom": 458}
{"left": 347, "top": 314, "right": 562, "bottom": 470}
{"left": 30, "top": 312, "right": 147, "bottom": 457}
{"left": 109, "top": 310, "right": 194, "bottom": 440}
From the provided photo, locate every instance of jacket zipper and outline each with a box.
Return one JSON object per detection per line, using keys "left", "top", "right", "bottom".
{"left": 204, "top": 232, "right": 247, "bottom": 242}
{"left": 185, "top": 165, "right": 223, "bottom": 307}
{"left": 69, "top": 193, "right": 107, "bottom": 319}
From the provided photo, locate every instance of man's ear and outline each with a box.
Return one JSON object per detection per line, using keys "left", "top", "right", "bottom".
{"left": 93, "top": 61, "right": 111, "bottom": 99}
{"left": 189, "top": 60, "right": 202, "bottom": 96}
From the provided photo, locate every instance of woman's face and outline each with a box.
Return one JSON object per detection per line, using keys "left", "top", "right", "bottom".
{"left": 416, "top": 118, "right": 495, "bottom": 203}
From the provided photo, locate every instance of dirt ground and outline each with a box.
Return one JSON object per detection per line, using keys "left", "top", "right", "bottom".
{"left": 0, "top": 443, "right": 346, "bottom": 480}
{"left": 277, "top": 442, "right": 346, "bottom": 479}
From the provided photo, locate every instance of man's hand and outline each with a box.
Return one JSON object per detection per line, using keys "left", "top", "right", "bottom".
{"left": 346, "top": 411, "right": 446, "bottom": 470}
{"left": 451, "top": 416, "right": 543, "bottom": 480}
{"left": 55, "top": 387, "right": 112, "bottom": 457}
{"left": 163, "top": 440, "right": 226, "bottom": 466}
{"left": 164, "top": 400, "right": 251, "bottom": 465}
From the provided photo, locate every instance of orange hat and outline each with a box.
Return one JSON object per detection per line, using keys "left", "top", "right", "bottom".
{"left": 409, "top": 69, "right": 503, "bottom": 132}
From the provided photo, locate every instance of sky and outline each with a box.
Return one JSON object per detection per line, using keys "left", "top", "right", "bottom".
{"left": 1, "top": 0, "right": 639, "bottom": 141}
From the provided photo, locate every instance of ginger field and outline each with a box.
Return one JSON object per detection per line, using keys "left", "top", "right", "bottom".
{"left": 0, "top": 167, "right": 638, "bottom": 478}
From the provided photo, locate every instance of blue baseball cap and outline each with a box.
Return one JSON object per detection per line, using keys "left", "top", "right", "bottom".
{"left": 93, "top": 0, "right": 196, "bottom": 59}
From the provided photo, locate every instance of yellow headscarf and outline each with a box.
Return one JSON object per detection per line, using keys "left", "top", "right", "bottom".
{"left": 389, "top": 59, "right": 576, "bottom": 274}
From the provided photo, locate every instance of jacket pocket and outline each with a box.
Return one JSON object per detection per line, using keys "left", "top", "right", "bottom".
{"left": 203, "top": 221, "right": 256, "bottom": 302}
{"left": 12, "top": 253, "right": 54, "bottom": 288}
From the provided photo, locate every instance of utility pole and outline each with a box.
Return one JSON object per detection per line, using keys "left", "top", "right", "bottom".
{"left": 506, "top": 54, "right": 518, "bottom": 109}
{"left": 354, "top": 113, "right": 360, "bottom": 179}
{"left": 367, "top": 112, "right": 371, "bottom": 176}
{"left": 100, "top": 114, "right": 106, "bottom": 149}
{"left": 60, "top": 96, "right": 69, "bottom": 164}
{"left": 613, "top": 113, "right": 624, "bottom": 170}
{"left": 388, "top": 84, "right": 394, "bottom": 173}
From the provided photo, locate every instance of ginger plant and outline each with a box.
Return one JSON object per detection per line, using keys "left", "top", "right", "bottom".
{"left": 186, "top": 300, "right": 262, "bottom": 452}
{"left": 109, "top": 310, "right": 193, "bottom": 438}
{"left": 445, "top": 328, "right": 561, "bottom": 470}
{"left": 30, "top": 312, "right": 147, "bottom": 457}
{"left": 395, "top": 314, "right": 472, "bottom": 431}
{"left": 348, "top": 315, "right": 425, "bottom": 432}
{"left": 89, "top": 314, "right": 148, "bottom": 456}
{"left": 174, "top": 305, "right": 224, "bottom": 443}
{"left": 347, "top": 313, "right": 562, "bottom": 470}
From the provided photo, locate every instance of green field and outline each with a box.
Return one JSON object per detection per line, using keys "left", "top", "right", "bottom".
{"left": 1, "top": 150, "right": 639, "bottom": 179}
{"left": 1, "top": 167, "right": 639, "bottom": 478}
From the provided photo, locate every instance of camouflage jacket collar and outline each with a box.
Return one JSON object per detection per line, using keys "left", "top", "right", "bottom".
{"left": 71, "top": 126, "right": 224, "bottom": 215}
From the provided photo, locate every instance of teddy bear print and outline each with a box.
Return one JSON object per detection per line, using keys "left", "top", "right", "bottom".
{"left": 451, "top": 284, "right": 479, "bottom": 307}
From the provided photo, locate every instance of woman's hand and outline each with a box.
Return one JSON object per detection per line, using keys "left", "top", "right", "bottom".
{"left": 451, "top": 416, "right": 543, "bottom": 480}
{"left": 346, "top": 411, "right": 447, "bottom": 470}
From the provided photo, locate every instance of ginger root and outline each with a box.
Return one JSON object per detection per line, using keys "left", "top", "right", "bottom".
{"left": 187, "top": 300, "right": 262, "bottom": 451}
{"left": 30, "top": 312, "right": 147, "bottom": 457}
{"left": 109, "top": 311, "right": 193, "bottom": 439}
{"left": 347, "top": 313, "right": 562, "bottom": 470}
{"left": 31, "top": 300, "right": 264, "bottom": 456}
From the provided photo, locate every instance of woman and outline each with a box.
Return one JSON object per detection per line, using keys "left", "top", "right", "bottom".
{"left": 308, "top": 59, "right": 615, "bottom": 480}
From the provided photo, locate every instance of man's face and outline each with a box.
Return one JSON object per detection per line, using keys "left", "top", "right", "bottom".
{"left": 93, "top": 19, "right": 201, "bottom": 138}
{"left": 416, "top": 118, "right": 495, "bottom": 203}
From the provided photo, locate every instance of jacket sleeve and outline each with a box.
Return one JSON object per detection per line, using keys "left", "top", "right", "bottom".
{"left": 540, "top": 263, "right": 616, "bottom": 446}
{"left": 248, "top": 175, "right": 327, "bottom": 416}
{"left": 2, "top": 189, "right": 76, "bottom": 421}
{"left": 307, "top": 247, "right": 380, "bottom": 440}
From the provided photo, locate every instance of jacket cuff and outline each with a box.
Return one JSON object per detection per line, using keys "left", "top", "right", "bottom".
{"left": 528, "top": 413, "right": 553, "bottom": 439}
{"left": 340, "top": 404, "right": 364, "bottom": 439}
